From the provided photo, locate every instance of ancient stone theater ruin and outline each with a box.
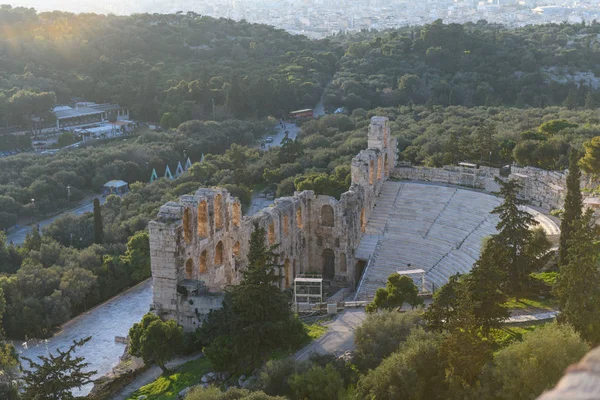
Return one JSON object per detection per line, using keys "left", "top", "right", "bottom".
{"left": 149, "top": 116, "right": 563, "bottom": 331}
{"left": 149, "top": 116, "right": 398, "bottom": 331}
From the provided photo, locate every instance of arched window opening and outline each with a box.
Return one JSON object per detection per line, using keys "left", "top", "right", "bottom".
{"left": 360, "top": 208, "right": 366, "bottom": 233}
{"left": 284, "top": 258, "right": 291, "bottom": 288}
{"left": 322, "top": 249, "right": 335, "bottom": 280}
{"left": 198, "top": 201, "right": 208, "bottom": 238}
{"left": 296, "top": 208, "right": 303, "bottom": 229}
{"left": 183, "top": 208, "right": 193, "bottom": 244}
{"left": 283, "top": 215, "right": 289, "bottom": 236}
{"left": 369, "top": 160, "right": 375, "bottom": 185}
{"left": 214, "top": 194, "right": 223, "bottom": 230}
{"left": 232, "top": 202, "right": 241, "bottom": 228}
{"left": 199, "top": 251, "right": 207, "bottom": 274}
{"left": 340, "top": 253, "right": 347, "bottom": 273}
{"left": 233, "top": 242, "right": 241, "bottom": 258}
{"left": 384, "top": 154, "right": 389, "bottom": 177}
{"left": 321, "top": 205, "right": 334, "bottom": 227}
{"left": 214, "top": 241, "right": 224, "bottom": 265}
{"left": 185, "top": 259, "right": 193, "bottom": 279}
{"left": 377, "top": 156, "right": 383, "bottom": 180}
{"left": 293, "top": 259, "right": 297, "bottom": 280}
{"left": 268, "top": 222, "right": 276, "bottom": 245}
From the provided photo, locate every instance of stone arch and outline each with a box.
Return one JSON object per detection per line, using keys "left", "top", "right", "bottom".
{"left": 296, "top": 208, "right": 303, "bottom": 229}
{"left": 369, "top": 160, "right": 375, "bottom": 185}
{"left": 197, "top": 201, "right": 208, "bottom": 238}
{"left": 322, "top": 249, "right": 335, "bottom": 280}
{"left": 185, "top": 258, "right": 193, "bottom": 279}
{"left": 183, "top": 207, "right": 193, "bottom": 244}
{"left": 233, "top": 241, "right": 241, "bottom": 258}
{"left": 284, "top": 258, "right": 291, "bottom": 288}
{"left": 377, "top": 156, "right": 383, "bottom": 180}
{"left": 268, "top": 222, "right": 276, "bottom": 245}
{"left": 214, "top": 194, "right": 223, "bottom": 230}
{"left": 321, "top": 205, "right": 334, "bottom": 227}
{"left": 232, "top": 202, "right": 241, "bottom": 228}
{"left": 293, "top": 259, "right": 297, "bottom": 279}
{"left": 360, "top": 208, "right": 366, "bottom": 233}
{"left": 283, "top": 215, "right": 289, "bottom": 236}
{"left": 199, "top": 250, "right": 207, "bottom": 274}
{"left": 384, "top": 153, "right": 389, "bottom": 177}
{"left": 340, "top": 252, "right": 347, "bottom": 273}
{"left": 214, "top": 241, "right": 224, "bottom": 264}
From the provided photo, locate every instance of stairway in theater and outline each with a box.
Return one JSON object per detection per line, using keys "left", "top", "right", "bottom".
{"left": 354, "top": 180, "right": 503, "bottom": 301}
{"left": 354, "top": 182, "right": 402, "bottom": 261}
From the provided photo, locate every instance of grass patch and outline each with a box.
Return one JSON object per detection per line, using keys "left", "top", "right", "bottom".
{"left": 305, "top": 323, "right": 328, "bottom": 340}
{"left": 127, "top": 358, "right": 211, "bottom": 400}
{"left": 503, "top": 296, "right": 557, "bottom": 311}
{"left": 491, "top": 322, "right": 548, "bottom": 349}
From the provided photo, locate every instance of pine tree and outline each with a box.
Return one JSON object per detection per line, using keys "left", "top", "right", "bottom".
{"left": 366, "top": 274, "right": 423, "bottom": 312}
{"left": 23, "top": 224, "right": 41, "bottom": 252}
{"left": 461, "top": 242, "right": 509, "bottom": 335}
{"left": 93, "top": 198, "right": 103, "bottom": 244}
{"left": 20, "top": 337, "right": 97, "bottom": 400}
{"left": 492, "top": 178, "right": 538, "bottom": 294}
{"left": 129, "top": 313, "right": 183, "bottom": 373}
{"left": 559, "top": 150, "right": 583, "bottom": 265}
{"left": 491, "top": 178, "right": 538, "bottom": 294}
{"left": 554, "top": 211, "right": 600, "bottom": 345}
{"left": 584, "top": 92, "right": 597, "bottom": 109}
{"left": 198, "top": 223, "right": 306, "bottom": 372}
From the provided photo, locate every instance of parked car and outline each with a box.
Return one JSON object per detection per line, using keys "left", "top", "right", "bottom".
{"left": 265, "top": 136, "right": 274, "bottom": 143}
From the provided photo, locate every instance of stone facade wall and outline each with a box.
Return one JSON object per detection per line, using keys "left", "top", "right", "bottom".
{"left": 392, "top": 164, "right": 570, "bottom": 210}
{"left": 149, "top": 116, "right": 398, "bottom": 331}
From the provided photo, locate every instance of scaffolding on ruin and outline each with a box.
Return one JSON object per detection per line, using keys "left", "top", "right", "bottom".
{"left": 294, "top": 274, "right": 323, "bottom": 312}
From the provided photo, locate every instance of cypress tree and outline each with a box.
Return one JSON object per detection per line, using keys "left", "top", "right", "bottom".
{"left": 93, "top": 198, "right": 103, "bottom": 244}
{"left": 555, "top": 211, "right": 600, "bottom": 345}
{"left": 559, "top": 149, "right": 583, "bottom": 265}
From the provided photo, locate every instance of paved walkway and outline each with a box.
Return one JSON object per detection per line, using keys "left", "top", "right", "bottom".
{"left": 6, "top": 194, "right": 106, "bottom": 245}
{"left": 295, "top": 309, "right": 367, "bottom": 361}
{"left": 113, "top": 352, "right": 204, "bottom": 400}
{"left": 293, "top": 306, "right": 557, "bottom": 363}
{"left": 506, "top": 310, "right": 558, "bottom": 324}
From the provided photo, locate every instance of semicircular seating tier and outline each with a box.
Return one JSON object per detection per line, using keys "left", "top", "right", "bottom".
{"left": 355, "top": 181, "right": 502, "bottom": 300}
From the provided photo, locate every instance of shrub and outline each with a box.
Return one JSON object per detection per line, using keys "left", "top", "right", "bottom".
{"left": 288, "top": 364, "right": 344, "bottom": 400}
{"left": 353, "top": 310, "right": 423, "bottom": 371}
{"left": 355, "top": 328, "right": 447, "bottom": 400}
{"left": 478, "top": 323, "right": 589, "bottom": 400}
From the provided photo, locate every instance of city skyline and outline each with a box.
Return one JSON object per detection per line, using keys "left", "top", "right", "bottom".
{"left": 4, "top": 0, "right": 600, "bottom": 38}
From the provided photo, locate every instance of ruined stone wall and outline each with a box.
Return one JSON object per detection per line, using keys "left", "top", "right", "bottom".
{"left": 392, "top": 165, "right": 570, "bottom": 210}
{"left": 149, "top": 116, "right": 398, "bottom": 331}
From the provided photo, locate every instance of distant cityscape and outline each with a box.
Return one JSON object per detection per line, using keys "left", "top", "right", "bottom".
{"left": 8, "top": 0, "right": 600, "bottom": 37}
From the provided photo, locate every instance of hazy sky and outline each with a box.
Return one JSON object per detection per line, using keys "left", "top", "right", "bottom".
{"left": 4, "top": 0, "right": 187, "bottom": 15}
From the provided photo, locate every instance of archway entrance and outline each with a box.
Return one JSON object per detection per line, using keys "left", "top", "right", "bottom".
{"left": 322, "top": 249, "right": 335, "bottom": 280}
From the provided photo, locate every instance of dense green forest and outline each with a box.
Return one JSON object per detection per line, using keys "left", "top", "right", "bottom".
{"left": 325, "top": 20, "right": 600, "bottom": 111}
{"left": 0, "top": 5, "right": 337, "bottom": 131}
{"left": 0, "top": 112, "right": 374, "bottom": 338}
{"left": 3, "top": 8, "right": 600, "bottom": 399}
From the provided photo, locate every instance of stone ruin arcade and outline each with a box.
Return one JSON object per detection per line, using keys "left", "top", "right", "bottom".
{"left": 149, "top": 116, "right": 398, "bottom": 331}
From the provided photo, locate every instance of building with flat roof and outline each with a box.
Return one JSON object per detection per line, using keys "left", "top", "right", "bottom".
{"left": 53, "top": 102, "right": 129, "bottom": 130}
